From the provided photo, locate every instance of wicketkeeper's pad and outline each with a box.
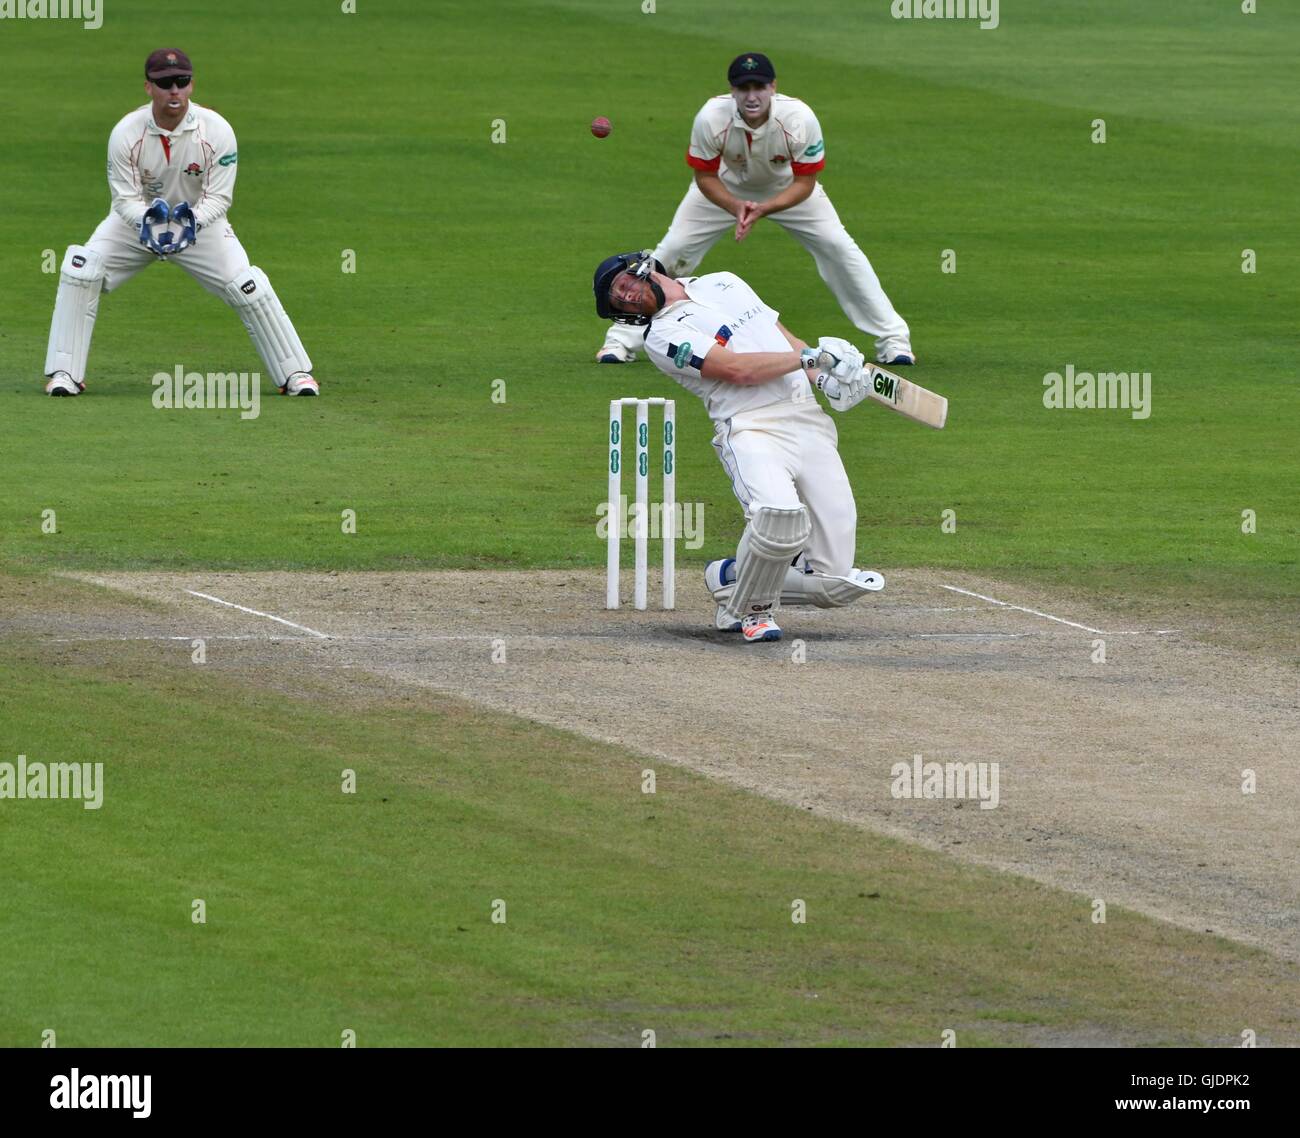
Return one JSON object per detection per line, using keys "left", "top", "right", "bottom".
{"left": 223, "top": 267, "right": 312, "bottom": 386}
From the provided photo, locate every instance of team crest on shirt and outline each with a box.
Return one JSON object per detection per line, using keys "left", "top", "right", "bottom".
{"left": 714, "top": 325, "right": 733, "bottom": 347}
{"left": 771, "top": 155, "right": 788, "bottom": 165}
{"left": 183, "top": 162, "right": 203, "bottom": 177}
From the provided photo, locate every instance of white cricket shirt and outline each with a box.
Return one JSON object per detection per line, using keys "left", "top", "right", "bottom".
{"left": 686, "top": 93, "right": 825, "bottom": 195}
{"left": 643, "top": 272, "right": 807, "bottom": 422}
{"left": 106, "top": 102, "right": 239, "bottom": 231}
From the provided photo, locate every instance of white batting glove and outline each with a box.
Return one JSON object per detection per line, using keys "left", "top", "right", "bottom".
{"left": 813, "top": 370, "right": 870, "bottom": 413}
{"left": 816, "top": 337, "right": 864, "bottom": 380}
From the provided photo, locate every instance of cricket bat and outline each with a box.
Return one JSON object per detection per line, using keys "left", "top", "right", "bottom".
{"left": 816, "top": 364, "right": 951, "bottom": 426}
{"left": 862, "top": 363, "right": 948, "bottom": 428}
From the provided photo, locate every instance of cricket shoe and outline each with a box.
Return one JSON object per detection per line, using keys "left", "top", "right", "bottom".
{"left": 854, "top": 569, "right": 886, "bottom": 591}
{"left": 282, "top": 373, "right": 319, "bottom": 396}
{"left": 596, "top": 341, "right": 636, "bottom": 364}
{"left": 45, "top": 372, "right": 84, "bottom": 396}
{"left": 740, "top": 612, "right": 782, "bottom": 642}
{"left": 879, "top": 350, "right": 915, "bottom": 366}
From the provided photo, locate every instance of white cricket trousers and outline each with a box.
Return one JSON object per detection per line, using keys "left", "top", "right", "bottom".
{"left": 45, "top": 214, "right": 310, "bottom": 386}
{"left": 712, "top": 395, "right": 858, "bottom": 576}
{"left": 605, "top": 181, "right": 911, "bottom": 357}
{"left": 84, "top": 212, "right": 253, "bottom": 294}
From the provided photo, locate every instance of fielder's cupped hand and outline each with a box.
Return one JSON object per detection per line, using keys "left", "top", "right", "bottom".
{"left": 734, "top": 200, "right": 762, "bottom": 241}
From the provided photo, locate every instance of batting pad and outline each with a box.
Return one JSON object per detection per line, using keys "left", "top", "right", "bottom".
{"left": 723, "top": 505, "right": 812, "bottom": 623}
{"left": 44, "top": 245, "right": 106, "bottom": 381}
{"left": 779, "top": 566, "right": 885, "bottom": 608}
{"left": 223, "top": 267, "right": 312, "bottom": 386}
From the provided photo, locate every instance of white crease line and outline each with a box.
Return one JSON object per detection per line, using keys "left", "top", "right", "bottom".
{"left": 47, "top": 635, "right": 289, "bottom": 643}
{"left": 939, "top": 585, "right": 1104, "bottom": 632}
{"left": 183, "top": 590, "right": 331, "bottom": 639}
{"left": 939, "top": 585, "right": 1179, "bottom": 636}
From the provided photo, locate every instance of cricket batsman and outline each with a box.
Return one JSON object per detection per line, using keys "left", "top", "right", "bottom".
{"left": 42, "top": 48, "right": 317, "bottom": 397}
{"left": 593, "top": 250, "right": 886, "bottom": 644}
{"left": 596, "top": 51, "right": 913, "bottom": 369}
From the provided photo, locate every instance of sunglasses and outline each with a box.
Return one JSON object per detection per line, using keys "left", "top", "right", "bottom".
{"left": 151, "top": 75, "right": 191, "bottom": 90}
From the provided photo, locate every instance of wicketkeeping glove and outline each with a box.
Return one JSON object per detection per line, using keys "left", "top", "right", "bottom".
{"left": 163, "top": 202, "right": 198, "bottom": 254}
{"left": 139, "top": 198, "right": 171, "bottom": 256}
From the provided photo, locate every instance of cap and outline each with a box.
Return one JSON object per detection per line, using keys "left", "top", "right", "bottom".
{"left": 727, "top": 52, "right": 775, "bottom": 86}
{"left": 145, "top": 48, "right": 193, "bottom": 79}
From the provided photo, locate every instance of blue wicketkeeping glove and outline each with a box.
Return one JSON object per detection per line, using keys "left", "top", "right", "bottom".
{"left": 165, "top": 202, "right": 198, "bottom": 254}
{"left": 139, "top": 198, "right": 171, "bottom": 255}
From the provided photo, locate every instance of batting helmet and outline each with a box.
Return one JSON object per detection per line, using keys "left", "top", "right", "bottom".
{"left": 593, "top": 250, "right": 667, "bottom": 325}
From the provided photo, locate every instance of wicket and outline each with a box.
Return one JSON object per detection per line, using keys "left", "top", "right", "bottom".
{"left": 607, "top": 397, "right": 676, "bottom": 610}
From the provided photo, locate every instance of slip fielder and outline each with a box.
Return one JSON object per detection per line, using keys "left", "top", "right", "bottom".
{"left": 596, "top": 51, "right": 914, "bottom": 369}
{"left": 593, "top": 250, "right": 887, "bottom": 644}
{"left": 43, "top": 48, "right": 317, "bottom": 398}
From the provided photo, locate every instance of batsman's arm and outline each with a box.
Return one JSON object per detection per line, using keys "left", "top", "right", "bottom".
{"left": 701, "top": 343, "right": 804, "bottom": 386}
{"left": 776, "top": 322, "right": 808, "bottom": 352}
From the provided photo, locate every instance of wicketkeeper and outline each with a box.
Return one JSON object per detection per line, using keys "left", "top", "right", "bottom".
{"left": 593, "top": 250, "right": 885, "bottom": 644}
{"left": 42, "top": 48, "right": 317, "bottom": 397}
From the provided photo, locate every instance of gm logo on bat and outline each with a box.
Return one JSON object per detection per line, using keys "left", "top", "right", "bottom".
{"left": 872, "top": 369, "right": 899, "bottom": 402}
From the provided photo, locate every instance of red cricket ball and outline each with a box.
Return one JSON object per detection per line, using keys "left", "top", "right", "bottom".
{"left": 591, "top": 116, "right": 612, "bottom": 138}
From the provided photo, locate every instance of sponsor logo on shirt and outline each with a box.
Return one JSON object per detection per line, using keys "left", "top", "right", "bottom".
{"left": 804, "top": 139, "right": 825, "bottom": 158}
{"left": 673, "top": 341, "right": 693, "bottom": 369}
{"left": 714, "top": 325, "right": 733, "bottom": 346}
{"left": 218, "top": 152, "right": 238, "bottom": 167}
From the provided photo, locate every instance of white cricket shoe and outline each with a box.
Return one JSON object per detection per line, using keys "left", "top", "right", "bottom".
{"left": 45, "top": 372, "right": 84, "bottom": 397}
{"left": 854, "top": 569, "right": 886, "bottom": 591}
{"left": 714, "top": 603, "right": 741, "bottom": 632}
{"left": 596, "top": 341, "right": 636, "bottom": 364}
{"left": 740, "top": 612, "right": 782, "bottom": 642}
{"left": 878, "top": 347, "right": 916, "bottom": 366}
{"left": 282, "top": 373, "right": 320, "bottom": 396}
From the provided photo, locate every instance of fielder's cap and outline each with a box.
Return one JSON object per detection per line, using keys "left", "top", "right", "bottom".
{"left": 145, "top": 48, "right": 193, "bottom": 79}
{"left": 728, "top": 52, "right": 775, "bottom": 86}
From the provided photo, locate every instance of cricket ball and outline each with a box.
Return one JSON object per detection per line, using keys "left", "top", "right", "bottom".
{"left": 591, "top": 116, "right": 612, "bottom": 138}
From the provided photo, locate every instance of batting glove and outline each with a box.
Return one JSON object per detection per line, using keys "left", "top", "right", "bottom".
{"left": 815, "top": 336, "right": 865, "bottom": 381}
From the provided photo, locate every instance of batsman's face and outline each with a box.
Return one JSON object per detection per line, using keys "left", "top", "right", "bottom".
{"left": 609, "top": 271, "right": 656, "bottom": 315}
{"left": 732, "top": 80, "right": 774, "bottom": 124}
{"left": 146, "top": 76, "right": 192, "bottom": 122}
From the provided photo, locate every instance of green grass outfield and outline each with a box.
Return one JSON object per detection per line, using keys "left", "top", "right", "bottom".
{"left": 0, "top": 0, "right": 1294, "bottom": 612}
{"left": 2, "top": 572, "right": 1297, "bottom": 1047}
{"left": 0, "top": 2, "right": 1296, "bottom": 1048}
